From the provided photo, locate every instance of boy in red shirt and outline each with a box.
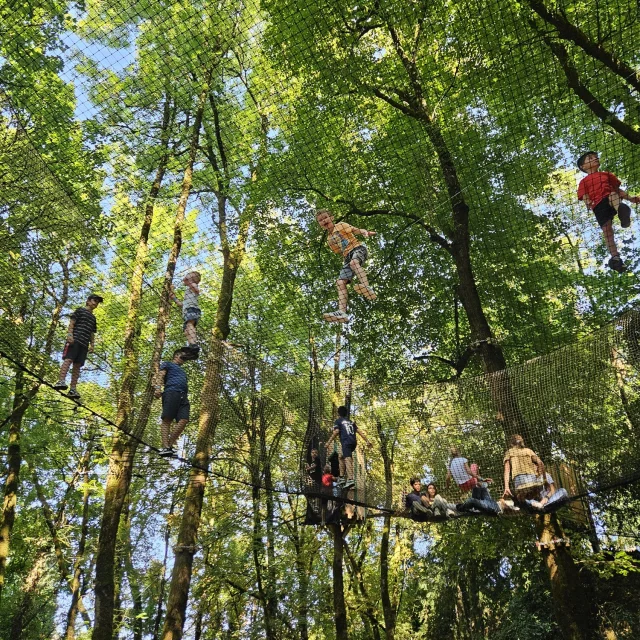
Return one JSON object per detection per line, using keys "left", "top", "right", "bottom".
{"left": 577, "top": 151, "right": 639, "bottom": 272}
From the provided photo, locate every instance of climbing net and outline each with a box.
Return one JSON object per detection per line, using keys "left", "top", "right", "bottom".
{"left": 1, "top": 0, "right": 640, "bottom": 534}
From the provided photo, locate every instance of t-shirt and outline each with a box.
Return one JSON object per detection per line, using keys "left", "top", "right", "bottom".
{"left": 405, "top": 491, "right": 422, "bottom": 509}
{"left": 503, "top": 447, "right": 538, "bottom": 478}
{"left": 307, "top": 457, "right": 322, "bottom": 484}
{"left": 322, "top": 473, "right": 335, "bottom": 488}
{"left": 577, "top": 171, "right": 621, "bottom": 210}
{"left": 161, "top": 361, "right": 188, "bottom": 393}
{"left": 183, "top": 285, "right": 199, "bottom": 311}
{"left": 327, "top": 222, "right": 361, "bottom": 257}
{"left": 448, "top": 457, "right": 472, "bottom": 485}
{"left": 70, "top": 307, "right": 97, "bottom": 347}
{"left": 334, "top": 417, "right": 357, "bottom": 448}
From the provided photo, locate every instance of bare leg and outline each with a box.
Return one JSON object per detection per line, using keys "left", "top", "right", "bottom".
{"left": 338, "top": 455, "right": 346, "bottom": 478}
{"left": 58, "top": 359, "right": 73, "bottom": 383}
{"left": 336, "top": 279, "right": 348, "bottom": 313}
{"left": 601, "top": 221, "right": 619, "bottom": 258}
{"left": 160, "top": 419, "right": 172, "bottom": 448}
{"left": 184, "top": 320, "right": 197, "bottom": 345}
{"left": 349, "top": 259, "right": 370, "bottom": 288}
{"left": 69, "top": 363, "right": 82, "bottom": 389}
{"left": 168, "top": 419, "right": 188, "bottom": 447}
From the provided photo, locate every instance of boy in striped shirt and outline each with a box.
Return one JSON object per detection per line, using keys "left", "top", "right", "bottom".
{"left": 54, "top": 294, "right": 103, "bottom": 399}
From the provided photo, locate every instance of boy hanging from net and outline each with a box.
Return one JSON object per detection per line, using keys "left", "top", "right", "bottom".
{"left": 577, "top": 151, "right": 640, "bottom": 273}
{"left": 170, "top": 271, "right": 201, "bottom": 358}
{"left": 316, "top": 209, "right": 377, "bottom": 323}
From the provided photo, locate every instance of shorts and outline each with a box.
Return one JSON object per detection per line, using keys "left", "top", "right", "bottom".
{"left": 62, "top": 341, "right": 89, "bottom": 366}
{"left": 340, "top": 443, "right": 356, "bottom": 459}
{"left": 458, "top": 477, "right": 478, "bottom": 492}
{"left": 338, "top": 245, "right": 368, "bottom": 282}
{"left": 593, "top": 196, "right": 631, "bottom": 228}
{"left": 183, "top": 307, "right": 201, "bottom": 331}
{"left": 161, "top": 391, "right": 190, "bottom": 422}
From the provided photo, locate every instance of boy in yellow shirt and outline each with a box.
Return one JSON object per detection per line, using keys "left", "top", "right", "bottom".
{"left": 316, "top": 209, "right": 377, "bottom": 323}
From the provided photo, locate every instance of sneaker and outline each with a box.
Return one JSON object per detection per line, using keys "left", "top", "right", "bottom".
{"left": 446, "top": 508, "right": 458, "bottom": 518}
{"left": 53, "top": 381, "right": 68, "bottom": 391}
{"left": 323, "top": 311, "right": 348, "bottom": 323}
{"left": 182, "top": 344, "right": 200, "bottom": 360}
{"left": 529, "top": 500, "right": 545, "bottom": 511}
{"left": 618, "top": 203, "right": 632, "bottom": 228}
{"left": 68, "top": 389, "right": 81, "bottom": 399}
{"left": 608, "top": 256, "right": 626, "bottom": 273}
{"left": 158, "top": 447, "right": 176, "bottom": 458}
{"left": 353, "top": 284, "right": 377, "bottom": 301}
{"left": 342, "top": 480, "right": 355, "bottom": 490}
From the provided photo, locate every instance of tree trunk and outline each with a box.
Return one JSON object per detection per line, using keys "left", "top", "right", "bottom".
{"left": 9, "top": 551, "right": 47, "bottom": 640}
{"left": 331, "top": 524, "right": 349, "bottom": 640}
{"left": 91, "top": 91, "right": 185, "bottom": 640}
{"left": 0, "top": 270, "right": 69, "bottom": 596}
{"left": 66, "top": 458, "right": 92, "bottom": 639}
{"left": 161, "top": 102, "right": 251, "bottom": 638}
{"left": 536, "top": 514, "right": 598, "bottom": 639}
{"left": 152, "top": 478, "right": 181, "bottom": 640}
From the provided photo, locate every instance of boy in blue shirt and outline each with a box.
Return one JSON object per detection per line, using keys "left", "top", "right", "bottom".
{"left": 325, "top": 405, "right": 373, "bottom": 489}
{"left": 154, "top": 349, "right": 190, "bottom": 457}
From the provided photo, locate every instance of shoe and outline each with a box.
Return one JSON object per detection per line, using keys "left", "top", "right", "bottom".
{"left": 529, "top": 500, "right": 545, "bottom": 511}
{"left": 68, "top": 389, "right": 81, "bottom": 399}
{"left": 446, "top": 508, "right": 458, "bottom": 518}
{"left": 618, "top": 203, "right": 631, "bottom": 228}
{"left": 53, "top": 381, "right": 68, "bottom": 391}
{"left": 158, "top": 447, "right": 176, "bottom": 458}
{"left": 342, "top": 480, "right": 355, "bottom": 490}
{"left": 608, "top": 256, "right": 626, "bottom": 273}
{"left": 353, "top": 284, "right": 377, "bottom": 301}
{"left": 323, "top": 311, "right": 348, "bottom": 323}
{"left": 183, "top": 344, "right": 200, "bottom": 360}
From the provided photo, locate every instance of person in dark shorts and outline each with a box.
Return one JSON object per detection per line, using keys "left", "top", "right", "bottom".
{"left": 325, "top": 405, "right": 373, "bottom": 489}
{"left": 577, "top": 151, "right": 640, "bottom": 272}
{"left": 316, "top": 209, "right": 377, "bottom": 323}
{"left": 154, "top": 349, "right": 190, "bottom": 457}
{"left": 54, "top": 294, "right": 103, "bottom": 399}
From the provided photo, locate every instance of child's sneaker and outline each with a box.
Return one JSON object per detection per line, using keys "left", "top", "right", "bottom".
{"left": 342, "top": 480, "right": 355, "bottom": 490}
{"left": 68, "top": 389, "right": 81, "bottom": 399}
{"left": 353, "top": 284, "right": 377, "bottom": 300}
{"left": 608, "top": 256, "right": 626, "bottom": 272}
{"left": 618, "top": 203, "right": 632, "bottom": 228}
{"left": 158, "top": 447, "right": 177, "bottom": 458}
{"left": 53, "top": 381, "right": 68, "bottom": 391}
{"left": 182, "top": 344, "right": 200, "bottom": 360}
{"left": 323, "top": 311, "right": 348, "bottom": 323}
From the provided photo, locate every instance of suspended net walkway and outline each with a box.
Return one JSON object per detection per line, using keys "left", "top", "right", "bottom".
{"left": 1, "top": 0, "right": 640, "bottom": 536}
{"left": 2, "top": 302, "right": 639, "bottom": 526}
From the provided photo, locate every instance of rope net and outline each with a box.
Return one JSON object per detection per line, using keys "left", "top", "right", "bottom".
{"left": 1, "top": 0, "right": 640, "bottom": 530}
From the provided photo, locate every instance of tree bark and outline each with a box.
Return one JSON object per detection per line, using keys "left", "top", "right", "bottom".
{"left": 526, "top": 0, "right": 640, "bottom": 93}
{"left": 9, "top": 551, "right": 47, "bottom": 640}
{"left": 535, "top": 514, "right": 598, "bottom": 639}
{"left": 332, "top": 524, "right": 349, "bottom": 640}
{"left": 65, "top": 457, "right": 92, "bottom": 639}
{"left": 91, "top": 91, "right": 182, "bottom": 640}
{"left": 161, "top": 80, "right": 253, "bottom": 640}
{"left": 0, "top": 270, "right": 68, "bottom": 597}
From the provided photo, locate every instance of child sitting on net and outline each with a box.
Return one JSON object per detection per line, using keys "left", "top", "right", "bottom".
{"left": 577, "top": 151, "right": 640, "bottom": 273}
{"left": 170, "top": 271, "right": 201, "bottom": 358}
{"left": 315, "top": 209, "right": 377, "bottom": 323}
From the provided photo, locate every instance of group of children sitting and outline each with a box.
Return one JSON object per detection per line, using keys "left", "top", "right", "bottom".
{"left": 405, "top": 437, "right": 570, "bottom": 521}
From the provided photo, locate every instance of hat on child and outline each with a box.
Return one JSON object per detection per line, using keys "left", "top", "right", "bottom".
{"left": 87, "top": 294, "right": 104, "bottom": 303}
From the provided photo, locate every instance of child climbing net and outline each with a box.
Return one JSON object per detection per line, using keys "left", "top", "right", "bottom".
{"left": 316, "top": 209, "right": 377, "bottom": 323}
